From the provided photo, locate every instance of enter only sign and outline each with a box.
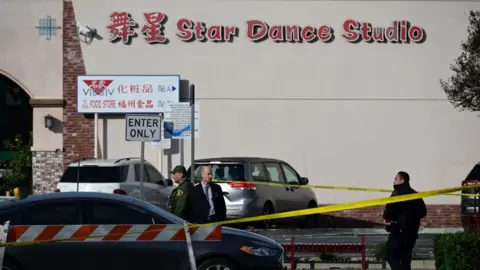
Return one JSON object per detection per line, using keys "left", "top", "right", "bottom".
{"left": 125, "top": 114, "right": 162, "bottom": 141}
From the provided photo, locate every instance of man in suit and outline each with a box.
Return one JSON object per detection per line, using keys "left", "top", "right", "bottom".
{"left": 195, "top": 165, "right": 227, "bottom": 223}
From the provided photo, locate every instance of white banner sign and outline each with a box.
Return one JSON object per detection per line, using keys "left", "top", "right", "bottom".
{"left": 77, "top": 75, "right": 180, "bottom": 113}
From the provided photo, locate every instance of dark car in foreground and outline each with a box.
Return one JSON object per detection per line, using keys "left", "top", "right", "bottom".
{"left": 0, "top": 192, "right": 284, "bottom": 270}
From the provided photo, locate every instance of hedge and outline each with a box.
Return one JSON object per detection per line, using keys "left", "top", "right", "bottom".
{"left": 434, "top": 232, "right": 480, "bottom": 270}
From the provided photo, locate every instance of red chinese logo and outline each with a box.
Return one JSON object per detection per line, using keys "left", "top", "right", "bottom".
{"left": 107, "top": 12, "right": 136, "bottom": 44}
{"left": 83, "top": 80, "right": 114, "bottom": 95}
{"left": 142, "top": 12, "right": 167, "bottom": 44}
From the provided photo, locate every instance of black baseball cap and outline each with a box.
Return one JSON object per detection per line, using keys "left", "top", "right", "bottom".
{"left": 170, "top": 165, "right": 187, "bottom": 175}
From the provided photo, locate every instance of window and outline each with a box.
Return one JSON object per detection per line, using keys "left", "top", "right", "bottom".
{"left": 20, "top": 201, "right": 80, "bottom": 225}
{"left": 59, "top": 165, "right": 128, "bottom": 183}
{"left": 264, "top": 163, "right": 284, "bottom": 183}
{"left": 87, "top": 201, "right": 157, "bottom": 224}
{"left": 190, "top": 163, "right": 246, "bottom": 180}
{"left": 251, "top": 163, "right": 268, "bottom": 181}
{"left": 146, "top": 165, "right": 164, "bottom": 183}
{"left": 466, "top": 165, "right": 480, "bottom": 181}
{"left": 134, "top": 164, "right": 149, "bottom": 182}
{"left": 281, "top": 163, "right": 300, "bottom": 184}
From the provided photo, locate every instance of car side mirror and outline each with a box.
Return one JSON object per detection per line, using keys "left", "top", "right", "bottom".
{"left": 299, "top": 177, "right": 309, "bottom": 185}
{"left": 165, "top": 179, "right": 173, "bottom": 186}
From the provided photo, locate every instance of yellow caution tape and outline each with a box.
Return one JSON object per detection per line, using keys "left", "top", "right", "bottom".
{"left": 1, "top": 183, "right": 479, "bottom": 247}
{"left": 204, "top": 182, "right": 480, "bottom": 226}
{"left": 213, "top": 180, "right": 480, "bottom": 197}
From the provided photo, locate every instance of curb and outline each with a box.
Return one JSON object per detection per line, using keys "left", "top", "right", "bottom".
{"left": 251, "top": 228, "right": 463, "bottom": 235}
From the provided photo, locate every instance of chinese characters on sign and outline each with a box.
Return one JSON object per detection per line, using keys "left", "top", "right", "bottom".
{"left": 106, "top": 12, "right": 427, "bottom": 45}
{"left": 77, "top": 75, "right": 180, "bottom": 114}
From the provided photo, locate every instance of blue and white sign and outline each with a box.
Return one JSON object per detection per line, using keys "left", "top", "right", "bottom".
{"left": 164, "top": 103, "right": 200, "bottom": 139}
{"left": 77, "top": 75, "right": 180, "bottom": 113}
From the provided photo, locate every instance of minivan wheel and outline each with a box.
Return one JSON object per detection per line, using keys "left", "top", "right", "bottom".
{"left": 198, "top": 258, "right": 237, "bottom": 270}
{"left": 259, "top": 203, "right": 275, "bottom": 229}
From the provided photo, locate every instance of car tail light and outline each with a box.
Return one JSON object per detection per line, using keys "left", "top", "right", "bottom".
{"left": 113, "top": 189, "right": 127, "bottom": 195}
{"left": 462, "top": 180, "right": 479, "bottom": 186}
{"left": 54, "top": 189, "right": 61, "bottom": 192}
{"left": 228, "top": 181, "right": 256, "bottom": 190}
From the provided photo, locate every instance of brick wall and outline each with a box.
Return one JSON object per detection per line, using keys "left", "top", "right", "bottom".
{"left": 319, "top": 204, "right": 461, "bottom": 228}
{"left": 63, "top": 0, "right": 101, "bottom": 167}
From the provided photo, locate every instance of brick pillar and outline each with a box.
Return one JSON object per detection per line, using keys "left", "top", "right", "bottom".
{"left": 32, "top": 150, "right": 64, "bottom": 194}
{"left": 63, "top": 0, "right": 101, "bottom": 168}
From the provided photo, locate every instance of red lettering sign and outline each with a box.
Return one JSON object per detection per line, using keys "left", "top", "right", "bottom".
{"left": 245, "top": 20, "right": 334, "bottom": 43}
{"left": 342, "top": 20, "right": 425, "bottom": 44}
{"left": 107, "top": 12, "right": 136, "bottom": 44}
{"left": 176, "top": 18, "right": 238, "bottom": 42}
{"left": 105, "top": 12, "right": 426, "bottom": 45}
{"left": 142, "top": 12, "right": 167, "bottom": 44}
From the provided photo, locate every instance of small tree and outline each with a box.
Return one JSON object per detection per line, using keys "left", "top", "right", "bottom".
{"left": 441, "top": 11, "right": 480, "bottom": 111}
{"left": 0, "top": 132, "right": 32, "bottom": 194}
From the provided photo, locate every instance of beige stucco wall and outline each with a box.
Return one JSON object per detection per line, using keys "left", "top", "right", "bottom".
{"left": 75, "top": 0, "right": 480, "bottom": 204}
{"left": 0, "top": 0, "right": 63, "bottom": 151}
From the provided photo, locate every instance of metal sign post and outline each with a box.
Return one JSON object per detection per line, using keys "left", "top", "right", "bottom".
{"left": 190, "top": 84, "right": 196, "bottom": 182}
{"left": 76, "top": 157, "right": 81, "bottom": 192}
{"left": 0, "top": 221, "right": 10, "bottom": 269}
{"left": 184, "top": 222, "right": 197, "bottom": 270}
{"left": 125, "top": 114, "right": 162, "bottom": 200}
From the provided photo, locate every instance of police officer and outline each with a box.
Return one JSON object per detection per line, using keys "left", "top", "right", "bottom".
{"left": 169, "top": 165, "right": 196, "bottom": 222}
{"left": 383, "top": 171, "right": 427, "bottom": 270}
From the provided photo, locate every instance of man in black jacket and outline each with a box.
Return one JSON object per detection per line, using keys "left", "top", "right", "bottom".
{"left": 383, "top": 171, "right": 427, "bottom": 270}
{"left": 194, "top": 165, "right": 227, "bottom": 223}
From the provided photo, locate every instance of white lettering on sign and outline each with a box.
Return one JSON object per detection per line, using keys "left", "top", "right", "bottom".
{"left": 125, "top": 115, "right": 162, "bottom": 141}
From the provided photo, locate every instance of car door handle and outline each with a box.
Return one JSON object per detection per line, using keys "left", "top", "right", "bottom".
{"left": 156, "top": 190, "right": 161, "bottom": 193}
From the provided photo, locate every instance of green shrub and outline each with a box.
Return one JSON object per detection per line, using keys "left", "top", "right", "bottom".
{"left": 0, "top": 133, "right": 32, "bottom": 195}
{"left": 369, "top": 242, "right": 387, "bottom": 262}
{"left": 434, "top": 232, "right": 480, "bottom": 270}
{"left": 368, "top": 242, "right": 416, "bottom": 263}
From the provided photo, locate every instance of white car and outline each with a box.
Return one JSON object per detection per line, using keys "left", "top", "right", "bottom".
{"left": 55, "top": 157, "right": 174, "bottom": 210}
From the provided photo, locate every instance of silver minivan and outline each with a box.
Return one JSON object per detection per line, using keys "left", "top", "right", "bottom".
{"left": 187, "top": 157, "right": 318, "bottom": 228}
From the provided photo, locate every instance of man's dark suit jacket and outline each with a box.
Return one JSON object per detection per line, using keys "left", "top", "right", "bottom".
{"left": 194, "top": 182, "right": 227, "bottom": 223}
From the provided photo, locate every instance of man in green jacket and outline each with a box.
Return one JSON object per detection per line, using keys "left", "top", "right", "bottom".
{"left": 169, "top": 165, "right": 196, "bottom": 222}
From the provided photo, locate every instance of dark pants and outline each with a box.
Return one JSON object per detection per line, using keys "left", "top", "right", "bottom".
{"left": 386, "top": 233, "right": 417, "bottom": 270}
{"left": 206, "top": 213, "right": 226, "bottom": 223}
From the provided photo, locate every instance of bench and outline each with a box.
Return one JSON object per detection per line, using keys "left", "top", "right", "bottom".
{"left": 282, "top": 235, "right": 366, "bottom": 270}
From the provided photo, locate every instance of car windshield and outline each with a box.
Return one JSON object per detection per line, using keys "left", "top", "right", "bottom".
{"left": 186, "top": 162, "right": 246, "bottom": 181}
{"left": 133, "top": 198, "right": 187, "bottom": 225}
{"left": 59, "top": 166, "right": 127, "bottom": 183}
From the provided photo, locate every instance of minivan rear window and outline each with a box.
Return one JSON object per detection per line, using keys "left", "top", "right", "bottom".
{"left": 466, "top": 164, "right": 480, "bottom": 181}
{"left": 59, "top": 166, "right": 127, "bottom": 183}
{"left": 187, "top": 163, "right": 246, "bottom": 181}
